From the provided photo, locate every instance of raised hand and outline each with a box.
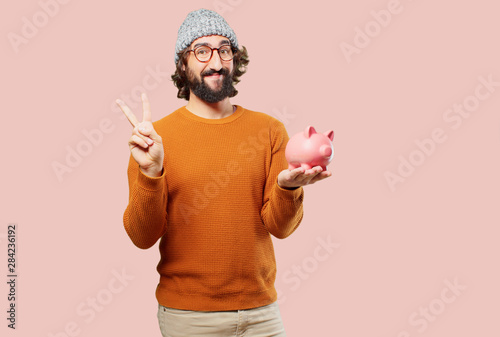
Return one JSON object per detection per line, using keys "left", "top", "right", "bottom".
{"left": 116, "top": 93, "right": 164, "bottom": 177}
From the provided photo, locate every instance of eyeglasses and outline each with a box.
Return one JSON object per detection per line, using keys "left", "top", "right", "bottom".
{"left": 188, "top": 45, "right": 234, "bottom": 62}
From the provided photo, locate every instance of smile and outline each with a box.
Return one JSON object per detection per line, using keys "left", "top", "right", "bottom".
{"left": 205, "top": 74, "right": 222, "bottom": 79}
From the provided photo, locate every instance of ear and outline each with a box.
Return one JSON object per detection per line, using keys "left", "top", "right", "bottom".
{"left": 324, "top": 130, "right": 334, "bottom": 141}
{"left": 304, "top": 126, "right": 317, "bottom": 139}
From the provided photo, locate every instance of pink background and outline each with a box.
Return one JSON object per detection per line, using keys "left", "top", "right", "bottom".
{"left": 1, "top": 0, "right": 499, "bottom": 336}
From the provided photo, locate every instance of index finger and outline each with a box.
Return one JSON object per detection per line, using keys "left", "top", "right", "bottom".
{"left": 142, "top": 93, "right": 151, "bottom": 122}
{"left": 116, "top": 99, "right": 139, "bottom": 128}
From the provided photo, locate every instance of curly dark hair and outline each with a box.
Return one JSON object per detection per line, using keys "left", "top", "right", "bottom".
{"left": 171, "top": 45, "right": 249, "bottom": 100}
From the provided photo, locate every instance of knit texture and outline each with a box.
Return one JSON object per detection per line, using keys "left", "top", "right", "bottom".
{"left": 175, "top": 8, "right": 239, "bottom": 64}
{"left": 123, "top": 105, "right": 304, "bottom": 311}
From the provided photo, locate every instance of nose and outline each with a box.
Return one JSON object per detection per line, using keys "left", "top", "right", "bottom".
{"left": 207, "top": 49, "right": 223, "bottom": 71}
{"left": 320, "top": 144, "right": 332, "bottom": 157}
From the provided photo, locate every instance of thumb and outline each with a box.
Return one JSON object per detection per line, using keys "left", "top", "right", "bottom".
{"left": 137, "top": 122, "right": 162, "bottom": 143}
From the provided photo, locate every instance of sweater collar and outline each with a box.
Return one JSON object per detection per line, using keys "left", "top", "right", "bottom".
{"left": 179, "top": 105, "right": 244, "bottom": 124}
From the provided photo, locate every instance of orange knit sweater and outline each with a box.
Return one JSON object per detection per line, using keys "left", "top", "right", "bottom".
{"left": 123, "top": 105, "right": 304, "bottom": 311}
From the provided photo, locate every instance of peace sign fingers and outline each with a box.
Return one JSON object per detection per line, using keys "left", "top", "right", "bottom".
{"left": 115, "top": 92, "right": 164, "bottom": 177}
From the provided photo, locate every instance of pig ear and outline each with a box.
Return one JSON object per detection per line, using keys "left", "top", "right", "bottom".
{"left": 324, "top": 130, "right": 334, "bottom": 141}
{"left": 304, "top": 126, "right": 317, "bottom": 138}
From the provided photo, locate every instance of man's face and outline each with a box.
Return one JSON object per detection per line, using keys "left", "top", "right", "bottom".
{"left": 183, "top": 35, "right": 235, "bottom": 103}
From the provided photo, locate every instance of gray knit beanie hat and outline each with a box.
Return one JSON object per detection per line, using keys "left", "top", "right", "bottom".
{"left": 174, "top": 9, "right": 239, "bottom": 64}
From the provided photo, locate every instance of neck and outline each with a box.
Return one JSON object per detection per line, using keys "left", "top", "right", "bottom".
{"left": 185, "top": 93, "right": 234, "bottom": 119}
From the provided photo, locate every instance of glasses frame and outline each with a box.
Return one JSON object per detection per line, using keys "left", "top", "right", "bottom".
{"left": 187, "top": 45, "right": 235, "bottom": 63}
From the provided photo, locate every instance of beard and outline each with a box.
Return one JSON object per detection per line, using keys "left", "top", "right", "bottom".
{"left": 186, "top": 66, "right": 234, "bottom": 103}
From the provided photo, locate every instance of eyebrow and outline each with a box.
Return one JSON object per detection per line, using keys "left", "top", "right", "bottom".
{"left": 192, "top": 40, "right": 231, "bottom": 49}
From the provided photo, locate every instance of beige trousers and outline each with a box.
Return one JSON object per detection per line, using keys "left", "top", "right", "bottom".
{"left": 157, "top": 301, "right": 287, "bottom": 337}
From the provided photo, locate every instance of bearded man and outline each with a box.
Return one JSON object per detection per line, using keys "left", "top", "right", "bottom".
{"left": 116, "top": 8, "right": 331, "bottom": 337}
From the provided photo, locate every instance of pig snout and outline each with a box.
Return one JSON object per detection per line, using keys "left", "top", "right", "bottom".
{"left": 319, "top": 144, "right": 332, "bottom": 157}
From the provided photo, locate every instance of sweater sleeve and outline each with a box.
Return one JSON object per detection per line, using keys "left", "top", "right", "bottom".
{"left": 123, "top": 154, "right": 168, "bottom": 249}
{"left": 260, "top": 121, "right": 304, "bottom": 239}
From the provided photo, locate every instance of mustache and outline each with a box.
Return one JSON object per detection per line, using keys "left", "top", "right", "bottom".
{"left": 201, "top": 68, "right": 230, "bottom": 77}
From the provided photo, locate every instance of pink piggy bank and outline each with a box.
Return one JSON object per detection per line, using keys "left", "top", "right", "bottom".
{"left": 285, "top": 126, "right": 334, "bottom": 170}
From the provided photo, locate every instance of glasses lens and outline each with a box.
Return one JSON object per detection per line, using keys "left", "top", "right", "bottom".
{"left": 195, "top": 46, "right": 212, "bottom": 62}
{"left": 219, "top": 46, "right": 234, "bottom": 61}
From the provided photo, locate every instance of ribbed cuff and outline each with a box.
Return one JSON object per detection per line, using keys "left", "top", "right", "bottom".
{"left": 275, "top": 182, "right": 303, "bottom": 200}
{"left": 137, "top": 167, "right": 166, "bottom": 191}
